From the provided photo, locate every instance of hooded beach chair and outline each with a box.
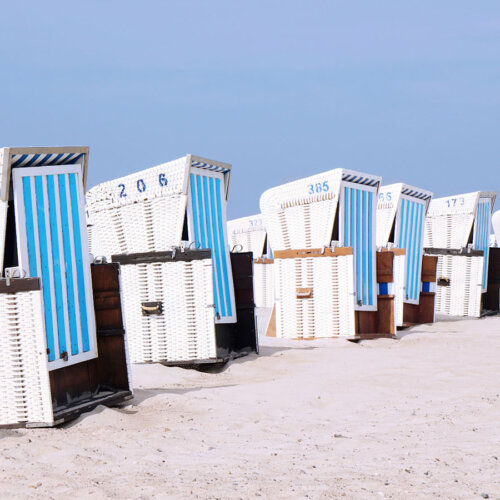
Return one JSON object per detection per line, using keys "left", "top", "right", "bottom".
{"left": 227, "top": 214, "right": 274, "bottom": 309}
{"left": 0, "top": 147, "right": 132, "bottom": 427}
{"left": 86, "top": 154, "right": 257, "bottom": 364}
{"left": 260, "top": 168, "right": 395, "bottom": 340}
{"left": 424, "top": 191, "right": 496, "bottom": 317}
{"left": 376, "top": 183, "right": 436, "bottom": 327}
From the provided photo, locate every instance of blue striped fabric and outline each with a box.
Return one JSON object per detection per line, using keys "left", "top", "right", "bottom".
{"left": 342, "top": 174, "right": 379, "bottom": 187}
{"left": 189, "top": 172, "right": 234, "bottom": 321}
{"left": 11, "top": 152, "right": 84, "bottom": 168}
{"left": 343, "top": 186, "right": 375, "bottom": 307}
{"left": 398, "top": 198, "right": 425, "bottom": 302}
{"left": 401, "top": 187, "right": 432, "bottom": 201}
{"left": 18, "top": 170, "right": 91, "bottom": 363}
{"left": 191, "top": 160, "right": 230, "bottom": 174}
{"left": 473, "top": 200, "right": 491, "bottom": 289}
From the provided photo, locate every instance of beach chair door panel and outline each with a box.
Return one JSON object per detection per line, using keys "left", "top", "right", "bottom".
{"left": 473, "top": 198, "right": 491, "bottom": 292}
{"left": 12, "top": 166, "right": 97, "bottom": 370}
{"left": 187, "top": 167, "right": 236, "bottom": 324}
{"left": 340, "top": 182, "right": 377, "bottom": 311}
{"left": 395, "top": 195, "right": 426, "bottom": 304}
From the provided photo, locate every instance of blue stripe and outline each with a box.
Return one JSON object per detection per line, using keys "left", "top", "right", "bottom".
{"left": 40, "top": 153, "right": 53, "bottom": 165}
{"left": 22, "top": 177, "right": 38, "bottom": 277}
{"left": 202, "top": 175, "right": 225, "bottom": 317}
{"left": 409, "top": 203, "right": 418, "bottom": 300}
{"left": 69, "top": 173, "right": 90, "bottom": 352}
{"left": 355, "top": 188, "right": 361, "bottom": 304}
{"left": 413, "top": 203, "right": 424, "bottom": 300}
{"left": 368, "top": 191, "right": 373, "bottom": 305}
{"left": 12, "top": 154, "right": 28, "bottom": 167}
{"left": 422, "top": 282, "right": 430, "bottom": 293}
{"left": 215, "top": 178, "right": 232, "bottom": 316}
{"left": 23, "top": 154, "right": 41, "bottom": 168}
{"left": 58, "top": 174, "right": 79, "bottom": 355}
{"left": 399, "top": 199, "right": 405, "bottom": 248}
{"left": 209, "top": 176, "right": 227, "bottom": 318}
{"left": 405, "top": 201, "right": 415, "bottom": 300}
{"left": 35, "top": 176, "right": 56, "bottom": 362}
{"left": 362, "top": 190, "right": 367, "bottom": 305}
{"left": 344, "top": 187, "right": 349, "bottom": 246}
{"left": 51, "top": 153, "right": 65, "bottom": 165}
{"left": 47, "top": 175, "right": 67, "bottom": 356}
{"left": 379, "top": 282, "right": 389, "bottom": 295}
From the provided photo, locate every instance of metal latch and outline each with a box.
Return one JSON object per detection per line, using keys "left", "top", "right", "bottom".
{"left": 141, "top": 301, "right": 163, "bottom": 316}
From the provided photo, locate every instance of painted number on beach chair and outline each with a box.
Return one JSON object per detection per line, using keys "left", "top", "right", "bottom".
{"left": 308, "top": 181, "right": 329, "bottom": 195}
{"left": 249, "top": 219, "right": 263, "bottom": 227}
{"left": 446, "top": 197, "right": 465, "bottom": 208}
{"left": 378, "top": 192, "right": 392, "bottom": 202}
{"left": 117, "top": 174, "right": 169, "bottom": 198}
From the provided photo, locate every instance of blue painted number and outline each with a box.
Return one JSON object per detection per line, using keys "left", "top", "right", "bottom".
{"left": 308, "top": 181, "right": 329, "bottom": 195}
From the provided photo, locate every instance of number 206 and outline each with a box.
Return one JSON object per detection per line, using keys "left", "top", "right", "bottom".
{"left": 118, "top": 173, "right": 168, "bottom": 198}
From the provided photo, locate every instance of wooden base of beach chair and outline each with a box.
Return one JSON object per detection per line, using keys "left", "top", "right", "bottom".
{"left": 482, "top": 247, "right": 500, "bottom": 313}
{"left": 354, "top": 295, "right": 397, "bottom": 339}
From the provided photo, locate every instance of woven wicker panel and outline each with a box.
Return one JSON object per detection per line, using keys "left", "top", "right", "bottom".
{"left": 274, "top": 254, "right": 355, "bottom": 339}
{"left": 435, "top": 254, "right": 483, "bottom": 317}
{"left": 86, "top": 159, "right": 189, "bottom": 257}
{"left": 0, "top": 290, "right": 53, "bottom": 426}
{"left": 227, "top": 215, "right": 267, "bottom": 257}
{"left": 253, "top": 262, "right": 274, "bottom": 308}
{"left": 376, "top": 187, "right": 400, "bottom": 247}
{"left": 393, "top": 253, "right": 406, "bottom": 326}
{"left": 423, "top": 192, "right": 495, "bottom": 250}
{"left": 120, "top": 258, "right": 216, "bottom": 363}
{"left": 260, "top": 170, "right": 344, "bottom": 251}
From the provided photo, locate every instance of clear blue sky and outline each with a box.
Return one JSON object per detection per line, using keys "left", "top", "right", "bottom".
{"left": 1, "top": 1, "right": 499, "bottom": 218}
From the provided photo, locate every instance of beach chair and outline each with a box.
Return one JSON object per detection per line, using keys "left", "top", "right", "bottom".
{"left": 260, "top": 169, "right": 395, "bottom": 339}
{"left": 0, "top": 147, "right": 132, "bottom": 427}
{"left": 87, "top": 155, "right": 257, "bottom": 364}
{"left": 424, "top": 191, "right": 496, "bottom": 317}
{"left": 376, "top": 183, "right": 435, "bottom": 326}
{"left": 227, "top": 214, "right": 274, "bottom": 309}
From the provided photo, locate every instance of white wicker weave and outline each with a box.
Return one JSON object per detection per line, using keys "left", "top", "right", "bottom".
{"left": 118, "top": 256, "right": 217, "bottom": 364}
{"left": 424, "top": 192, "right": 496, "bottom": 250}
{"left": 253, "top": 260, "right": 275, "bottom": 308}
{"left": 0, "top": 287, "right": 53, "bottom": 427}
{"left": 227, "top": 215, "right": 267, "bottom": 258}
{"left": 274, "top": 250, "right": 355, "bottom": 339}
{"left": 434, "top": 254, "right": 483, "bottom": 317}
{"left": 87, "top": 157, "right": 189, "bottom": 256}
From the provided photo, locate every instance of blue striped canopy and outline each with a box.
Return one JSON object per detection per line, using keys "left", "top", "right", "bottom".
{"left": 191, "top": 160, "right": 231, "bottom": 174}
{"left": 11, "top": 152, "right": 85, "bottom": 168}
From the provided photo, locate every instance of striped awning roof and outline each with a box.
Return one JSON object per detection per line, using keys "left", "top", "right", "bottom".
{"left": 11, "top": 152, "right": 85, "bottom": 168}
{"left": 401, "top": 186, "right": 432, "bottom": 201}
{"left": 342, "top": 173, "right": 379, "bottom": 187}
{"left": 191, "top": 159, "right": 231, "bottom": 174}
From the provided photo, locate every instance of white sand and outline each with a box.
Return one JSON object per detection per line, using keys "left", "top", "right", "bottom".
{"left": 0, "top": 316, "right": 499, "bottom": 499}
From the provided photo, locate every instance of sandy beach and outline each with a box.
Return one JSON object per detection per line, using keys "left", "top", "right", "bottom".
{"left": 0, "top": 315, "right": 498, "bottom": 499}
